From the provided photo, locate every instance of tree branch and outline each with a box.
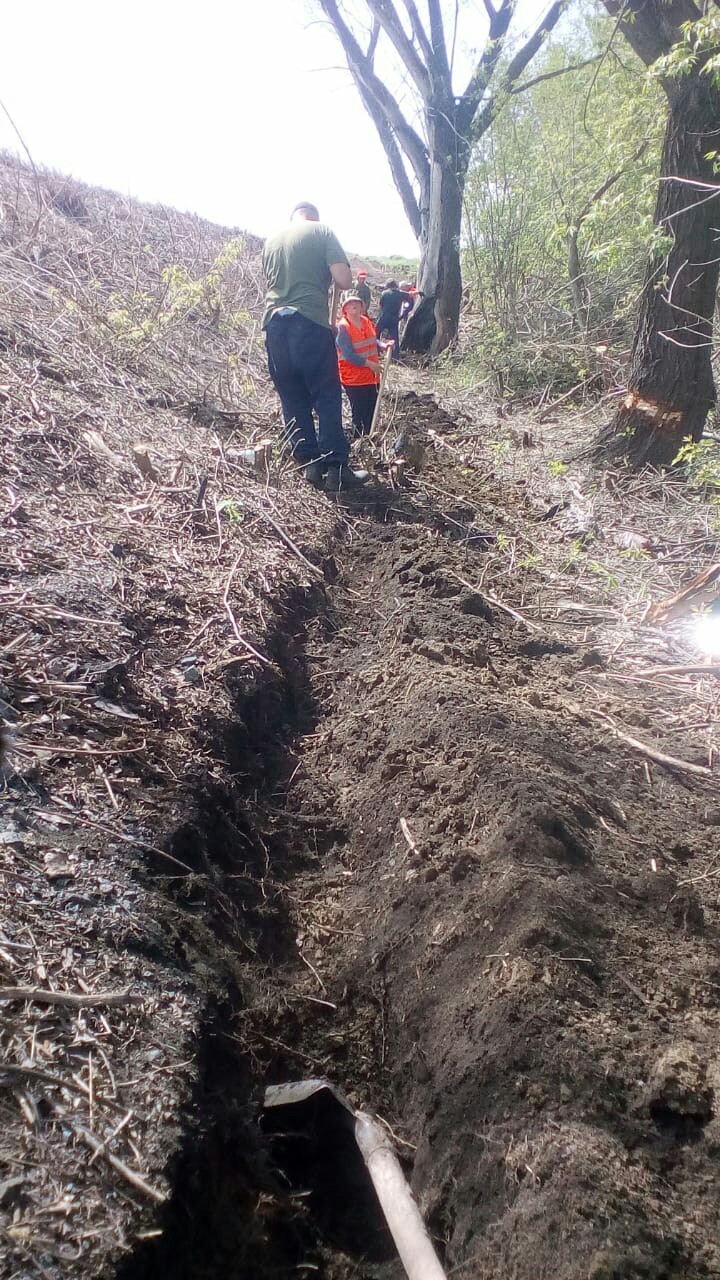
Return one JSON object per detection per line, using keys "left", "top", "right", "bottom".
{"left": 356, "top": 80, "right": 423, "bottom": 236}
{"left": 503, "top": 0, "right": 570, "bottom": 90}
{"left": 575, "top": 139, "right": 649, "bottom": 222}
{"left": 318, "top": 0, "right": 430, "bottom": 186}
{"left": 466, "top": 0, "right": 570, "bottom": 143}
{"left": 426, "top": 0, "right": 452, "bottom": 85}
{"left": 457, "top": 0, "right": 515, "bottom": 136}
{"left": 449, "top": 0, "right": 461, "bottom": 75}
{"left": 365, "top": 0, "right": 432, "bottom": 97}
{"left": 509, "top": 53, "right": 603, "bottom": 95}
{"left": 368, "top": 16, "right": 381, "bottom": 59}
{"left": 400, "top": 0, "right": 434, "bottom": 66}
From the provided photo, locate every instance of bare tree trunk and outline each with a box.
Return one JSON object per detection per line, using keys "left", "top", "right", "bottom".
{"left": 597, "top": 73, "right": 720, "bottom": 465}
{"left": 404, "top": 116, "right": 466, "bottom": 355}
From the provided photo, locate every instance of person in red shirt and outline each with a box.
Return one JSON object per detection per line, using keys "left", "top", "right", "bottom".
{"left": 399, "top": 281, "right": 416, "bottom": 323}
{"left": 354, "top": 270, "right": 372, "bottom": 314}
{"left": 336, "top": 296, "right": 385, "bottom": 437}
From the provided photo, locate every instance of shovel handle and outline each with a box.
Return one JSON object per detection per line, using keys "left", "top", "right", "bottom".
{"left": 355, "top": 1112, "right": 447, "bottom": 1280}
{"left": 369, "top": 345, "right": 393, "bottom": 438}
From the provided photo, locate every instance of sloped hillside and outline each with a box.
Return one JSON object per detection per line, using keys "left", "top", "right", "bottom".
{"left": 0, "top": 156, "right": 340, "bottom": 1276}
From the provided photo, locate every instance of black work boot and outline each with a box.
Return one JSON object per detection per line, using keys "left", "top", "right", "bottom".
{"left": 324, "top": 464, "right": 370, "bottom": 492}
{"left": 304, "top": 460, "right": 326, "bottom": 489}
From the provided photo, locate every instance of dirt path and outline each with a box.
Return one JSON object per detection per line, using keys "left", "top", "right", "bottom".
{"left": 116, "top": 392, "right": 720, "bottom": 1280}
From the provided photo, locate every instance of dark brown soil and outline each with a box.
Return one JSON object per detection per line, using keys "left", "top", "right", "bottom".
{"left": 232, "top": 395, "right": 720, "bottom": 1279}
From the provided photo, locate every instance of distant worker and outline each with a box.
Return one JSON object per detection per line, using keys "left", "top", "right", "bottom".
{"left": 375, "top": 279, "right": 413, "bottom": 361}
{"left": 354, "top": 270, "right": 371, "bottom": 314}
{"left": 262, "top": 201, "right": 369, "bottom": 491}
{"left": 336, "top": 295, "right": 386, "bottom": 437}
{"left": 399, "top": 281, "right": 415, "bottom": 323}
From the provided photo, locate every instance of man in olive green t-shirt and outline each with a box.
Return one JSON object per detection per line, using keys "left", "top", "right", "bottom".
{"left": 262, "top": 202, "right": 369, "bottom": 491}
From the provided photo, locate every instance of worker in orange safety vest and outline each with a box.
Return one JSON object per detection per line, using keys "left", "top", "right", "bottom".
{"left": 336, "top": 295, "right": 390, "bottom": 437}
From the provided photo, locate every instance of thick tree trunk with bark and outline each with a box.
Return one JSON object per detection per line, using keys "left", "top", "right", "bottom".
{"left": 599, "top": 73, "right": 720, "bottom": 465}
{"left": 404, "top": 115, "right": 466, "bottom": 354}
{"left": 598, "top": 0, "right": 720, "bottom": 465}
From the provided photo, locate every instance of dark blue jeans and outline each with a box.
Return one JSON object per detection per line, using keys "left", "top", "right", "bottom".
{"left": 265, "top": 312, "right": 349, "bottom": 466}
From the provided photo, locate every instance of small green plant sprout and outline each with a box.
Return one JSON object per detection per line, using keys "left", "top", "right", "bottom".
{"left": 519, "top": 551, "right": 541, "bottom": 569}
{"left": 229, "top": 308, "right": 253, "bottom": 331}
{"left": 547, "top": 458, "right": 568, "bottom": 477}
{"left": 588, "top": 560, "right": 620, "bottom": 592}
{"left": 106, "top": 289, "right": 160, "bottom": 348}
{"left": 489, "top": 432, "right": 512, "bottom": 464}
{"left": 561, "top": 539, "right": 584, "bottom": 572}
{"left": 217, "top": 498, "right": 245, "bottom": 523}
{"left": 673, "top": 437, "right": 720, "bottom": 490}
{"left": 105, "top": 236, "right": 246, "bottom": 353}
{"left": 618, "top": 544, "right": 650, "bottom": 561}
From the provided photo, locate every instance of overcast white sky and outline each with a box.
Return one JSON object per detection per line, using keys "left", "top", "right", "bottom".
{"left": 0, "top": 0, "right": 548, "bottom": 258}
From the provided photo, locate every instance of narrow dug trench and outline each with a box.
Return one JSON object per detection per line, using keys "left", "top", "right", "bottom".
{"left": 114, "top": 581, "right": 401, "bottom": 1280}
{"left": 122, "top": 396, "right": 720, "bottom": 1280}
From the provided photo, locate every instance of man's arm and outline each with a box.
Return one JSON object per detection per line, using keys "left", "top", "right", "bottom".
{"left": 324, "top": 228, "right": 352, "bottom": 291}
{"left": 330, "top": 262, "right": 352, "bottom": 289}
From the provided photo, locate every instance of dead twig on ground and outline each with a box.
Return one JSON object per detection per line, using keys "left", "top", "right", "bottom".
{"left": 0, "top": 1064, "right": 95, "bottom": 1097}
{"left": 222, "top": 553, "right": 272, "bottom": 665}
{"left": 399, "top": 817, "right": 420, "bottom": 855}
{"left": 73, "top": 1125, "right": 166, "bottom": 1203}
{"left": 451, "top": 572, "right": 539, "bottom": 632}
{"left": 0, "top": 985, "right": 144, "bottom": 1008}
{"left": 633, "top": 663, "right": 720, "bottom": 678}
{"left": 31, "top": 806, "right": 197, "bottom": 876}
{"left": 567, "top": 703, "right": 714, "bottom": 779}
{"left": 646, "top": 564, "right": 720, "bottom": 625}
{"left": 262, "top": 504, "right": 325, "bottom": 580}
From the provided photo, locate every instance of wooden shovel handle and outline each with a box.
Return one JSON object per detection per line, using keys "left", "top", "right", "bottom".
{"left": 369, "top": 345, "right": 393, "bottom": 438}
